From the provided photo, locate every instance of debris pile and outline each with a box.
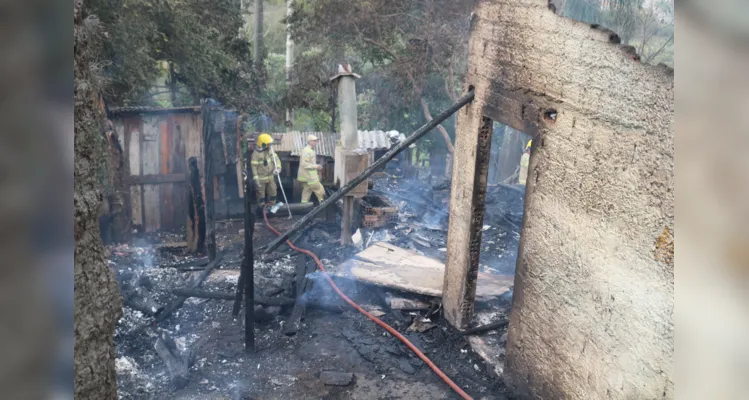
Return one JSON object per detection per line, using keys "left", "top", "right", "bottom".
{"left": 109, "top": 172, "right": 522, "bottom": 399}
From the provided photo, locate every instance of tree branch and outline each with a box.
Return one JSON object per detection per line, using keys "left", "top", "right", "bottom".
{"left": 420, "top": 97, "right": 454, "bottom": 153}
{"left": 361, "top": 37, "right": 399, "bottom": 60}
{"left": 644, "top": 34, "right": 673, "bottom": 63}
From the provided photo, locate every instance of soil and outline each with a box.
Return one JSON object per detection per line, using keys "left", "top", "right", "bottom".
{"left": 111, "top": 174, "right": 522, "bottom": 400}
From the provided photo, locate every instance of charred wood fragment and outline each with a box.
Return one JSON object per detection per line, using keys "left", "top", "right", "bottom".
{"left": 282, "top": 255, "right": 317, "bottom": 336}
{"left": 153, "top": 333, "right": 207, "bottom": 390}
{"left": 155, "top": 253, "right": 223, "bottom": 322}
{"left": 458, "top": 319, "right": 509, "bottom": 336}
{"left": 186, "top": 157, "right": 206, "bottom": 254}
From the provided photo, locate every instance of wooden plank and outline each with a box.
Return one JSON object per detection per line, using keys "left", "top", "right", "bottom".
{"left": 161, "top": 118, "right": 174, "bottom": 229}
{"left": 142, "top": 116, "right": 161, "bottom": 231}
{"left": 329, "top": 242, "right": 513, "bottom": 300}
{"left": 129, "top": 126, "right": 143, "bottom": 226}
{"left": 127, "top": 174, "right": 187, "bottom": 185}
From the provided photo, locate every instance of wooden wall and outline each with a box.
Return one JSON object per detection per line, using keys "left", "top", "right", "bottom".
{"left": 113, "top": 111, "right": 203, "bottom": 232}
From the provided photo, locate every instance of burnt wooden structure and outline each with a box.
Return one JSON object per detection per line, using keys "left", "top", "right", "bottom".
{"left": 110, "top": 105, "right": 243, "bottom": 234}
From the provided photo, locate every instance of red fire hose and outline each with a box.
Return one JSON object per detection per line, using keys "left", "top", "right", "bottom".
{"left": 262, "top": 207, "right": 473, "bottom": 400}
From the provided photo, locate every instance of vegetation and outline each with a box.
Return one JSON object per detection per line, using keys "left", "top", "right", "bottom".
{"left": 560, "top": 0, "right": 674, "bottom": 66}
{"left": 87, "top": 0, "right": 255, "bottom": 110}
{"left": 87, "top": 0, "right": 674, "bottom": 136}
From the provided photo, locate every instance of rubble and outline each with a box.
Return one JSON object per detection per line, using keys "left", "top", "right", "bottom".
{"left": 110, "top": 171, "right": 520, "bottom": 399}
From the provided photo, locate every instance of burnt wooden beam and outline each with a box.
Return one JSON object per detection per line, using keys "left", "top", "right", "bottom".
{"left": 127, "top": 173, "right": 188, "bottom": 185}
{"left": 155, "top": 253, "right": 223, "bottom": 322}
{"left": 202, "top": 104, "right": 217, "bottom": 260}
{"left": 264, "top": 90, "right": 475, "bottom": 253}
{"left": 282, "top": 255, "right": 317, "bottom": 336}
{"left": 444, "top": 114, "right": 495, "bottom": 329}
{"left": 242, "top": 149, "right": 256, "bottom": 351}
{"left": 458, "top": 319, "right": 509, "bottom": 336}
{"left": 153, "top": 333, "right": 207, "bottom": 390}
{"left": 186, "top": 156, "right": 206, "bottom": 254}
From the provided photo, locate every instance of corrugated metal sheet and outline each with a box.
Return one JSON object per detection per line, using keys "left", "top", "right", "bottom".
{"left": 273, "top": 130, "right": 399, "bottom": 157}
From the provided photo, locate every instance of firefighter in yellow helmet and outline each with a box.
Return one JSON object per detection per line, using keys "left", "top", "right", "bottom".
{"left": 519, "top": 139, "right": 531, "bottom": 185}
{"left": 297, "top": 134, "right": 325, "bottom": 203}
{"left": 251, "top": 133, "right": 282, "bottom": 206}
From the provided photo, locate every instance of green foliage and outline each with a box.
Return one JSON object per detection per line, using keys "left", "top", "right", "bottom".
{"left": 560, "top": 0, "right": 673, "bottom": 66}
{"left": 285, "top": 0, "right": 477, "bottom": 152}
{"left": 87, "top": 0, "right": 257, "bottom": 110}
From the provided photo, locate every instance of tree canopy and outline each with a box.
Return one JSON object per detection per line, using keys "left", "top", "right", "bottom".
{"left": 88, "top": 0, "right": 256, "bottom": 110}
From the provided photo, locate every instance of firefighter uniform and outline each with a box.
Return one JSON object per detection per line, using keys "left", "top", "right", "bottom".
{"left": 297, "top": 136, "right": 326, "bottom": 203}
{"left": 251, "top": 134, "right": 281, "bottom": 204}
{"left": 519, "top": 139, "right": 531, "bottom": 185}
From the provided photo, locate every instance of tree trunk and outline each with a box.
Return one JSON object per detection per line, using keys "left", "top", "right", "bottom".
{"left": 419, "top": 97, "right": 454, "bottom": 154}
{"left": 169, "top": 61, "right": 177, "bottom": 106}
{"left": 253, "top": 0, "right": 264, "bottom": 90}
{"left": 74, "top": 2, "right": 123, "bottom": 399}
{"left": 284, "top": 0, "right": 294, "bottom": 130}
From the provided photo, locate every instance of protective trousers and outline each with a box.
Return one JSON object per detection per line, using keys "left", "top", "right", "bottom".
{"left": 256, "top": 179, "right": 277, "bottom": 204}
{"left": 301, "top": 181, "right": 325, "bottom": 203}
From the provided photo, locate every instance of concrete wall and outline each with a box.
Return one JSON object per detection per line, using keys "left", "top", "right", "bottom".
{"left": 457, "top": 0, "right": 673, "bottom": 398}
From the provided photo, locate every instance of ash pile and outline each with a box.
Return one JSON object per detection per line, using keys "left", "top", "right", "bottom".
{"left": 108, "top": 171, "right": 521, "bottom": 399}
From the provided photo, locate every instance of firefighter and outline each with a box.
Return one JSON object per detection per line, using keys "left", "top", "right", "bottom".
{"left": 519, "top": 139, "right": 531, "bottom": 185}
{"left": 297, "top": 134, "right": 325, "bottom": 203}
{"left": 251, "top": 133, "right": 282, "bottom": 206}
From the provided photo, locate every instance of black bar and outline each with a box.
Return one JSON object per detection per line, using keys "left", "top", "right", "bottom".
{"left": 458, "top": 320, "right": 509, "bottom": 336}
{"left": 202, "top": 104, "right": 217, "bottom": 261}
{"left": 263, "top": 89, "right": 475, "bottom": 253}
{"left": 243, "top": 150, "right": 256, "bottom": 352}
{"left": 155, "top": 253, "right": 223, "bottom": 322}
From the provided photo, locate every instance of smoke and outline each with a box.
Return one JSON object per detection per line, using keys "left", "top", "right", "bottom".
{"left": 130, "top": 238, "right": 155, "bottom": 269}
{"left": 300, "top": 271, "right": 367, "bottom": 309}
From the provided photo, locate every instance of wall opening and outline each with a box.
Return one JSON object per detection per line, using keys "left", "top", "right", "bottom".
{"left": 473, "top": 121, "right": 531, "bottom": 319}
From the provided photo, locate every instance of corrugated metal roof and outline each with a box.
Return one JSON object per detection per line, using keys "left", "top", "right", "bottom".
{"left": 109, "top": 105, "right": 201, "bottom": 115}
{"left": 271, "top": 130, "right": 400, "bottom": 158}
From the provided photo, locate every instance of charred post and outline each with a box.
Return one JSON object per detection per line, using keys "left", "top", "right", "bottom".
{"left": 186, "top": 157, "right": 206, "bottom": 254}
{"left": 443, "top": 116, "right": 493, "bottom": 329}
{"left": 242, "top": 148, "right": 257, "bottom": 351}
{"left": 282, "top": 254, "right": 316, "bottom": 336}
{"left": 201, "top": 104, "right": 217, "bottom": 260}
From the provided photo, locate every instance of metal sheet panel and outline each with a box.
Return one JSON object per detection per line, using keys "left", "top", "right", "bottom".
{"left": 274, "top": 130, "right": 396, "bottom": 158}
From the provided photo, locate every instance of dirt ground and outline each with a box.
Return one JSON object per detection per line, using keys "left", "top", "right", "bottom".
{"left": 111, "top": 176, "right": 521, "bottom": 400}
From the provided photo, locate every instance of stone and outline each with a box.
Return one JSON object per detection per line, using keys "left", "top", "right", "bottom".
{"left": 320, "top": 371, "right": 354, "bottom": 386}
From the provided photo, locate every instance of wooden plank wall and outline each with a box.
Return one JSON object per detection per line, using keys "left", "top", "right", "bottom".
{"left": 141, "top": 116, "right": 161, "bottom": 231}
{"left": 118, "top": 110, "right": 203, "bottom": 233}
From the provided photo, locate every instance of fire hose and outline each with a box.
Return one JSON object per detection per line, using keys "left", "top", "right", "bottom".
{"left": 262, "top": 206, "right": 473, "bottom": 400}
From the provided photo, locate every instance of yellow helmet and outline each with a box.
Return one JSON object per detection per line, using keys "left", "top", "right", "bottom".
{"left": 257, "top": 133, "right": 274, "bottom": 147}
{"left": 525, "top": 140, "right": 532, "bottom": 150}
